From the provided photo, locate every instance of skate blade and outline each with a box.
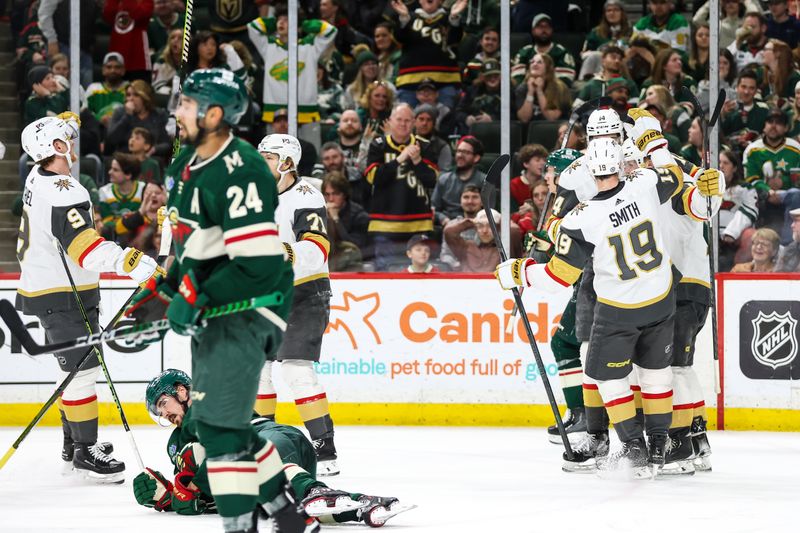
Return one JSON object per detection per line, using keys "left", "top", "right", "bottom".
{"left": 316, "top": 459, "right": 340, "bottom": 477}
{"left": 596, "top": 462, "right": 651, "bottom": 481}
{"left": 548, "top": 431, "right": 588, "bottom": 446}
{"left": 61, "top": 461, "right": 75, "bottom": 476}
{"left": 658, "top": 461, "right": 696, "bottom": 477}
{"left": 561, "top": 459, "right": 598, "bottom": 473}
{"left": 693, "top": 456, "right": 712, "bottom": 472}
{"left": 305, "top": 497, "right": 369, "bottom": 517}
{"left": 367, "top": 503, "right": 418, "bottom": 527}
{"left": 75, "top": 468, "right": 125, "bottom": 484}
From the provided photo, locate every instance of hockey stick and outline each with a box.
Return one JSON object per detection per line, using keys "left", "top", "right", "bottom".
{"left": 481, "top": 154, "right": 574, "bottom": 460}
{"left": 0, "top": 292, "right": 284, "bottom": 357}
{"left": 160, "top": 0, "right": 195, "bottom": 263}
{"left": 53, "top": 240, "right": 145, "bottom": 471}
{"left": 0, "top": 289, "right": 138, "bottom": 471}
{"left": 680, "top": 86, "right": 726, "bottom": 395}
{"left": 509, "top": 97, "right": 613, "bottom": 334}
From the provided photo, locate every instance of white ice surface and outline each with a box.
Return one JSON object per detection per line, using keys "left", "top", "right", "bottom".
{"left": 0, "top": 425, "right": 797, "bottom": 533}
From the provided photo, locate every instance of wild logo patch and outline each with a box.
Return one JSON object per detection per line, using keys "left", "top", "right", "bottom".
{"left": 740, "top": 301, "right": 800, "bottom": 380}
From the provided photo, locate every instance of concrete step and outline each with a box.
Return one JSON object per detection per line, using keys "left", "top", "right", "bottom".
{"left": 0, "top": 127, "right": 20, "bottom": 140}
{"left": 0, "top": 81, "right": 18, "bottom": 98}
{"left": 0, "top": 262, "right": 20, "bottom": 273}
{"left": 0, "top": 112, "right": 19, "bottom": 127}
{"left": 0, "top": 209, "right": 20, "bottom": 226}
{"left": 0, "top": 51, "right": 13, "bottom": 63}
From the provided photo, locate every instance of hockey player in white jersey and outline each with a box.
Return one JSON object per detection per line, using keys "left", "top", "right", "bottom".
{"left": 496, "top": 134, "right": 723, "bottom": 478}
{"left": 255, "top": 134, "right": 340, "bottom": 476}
{"left": 17, "top": 115, "right": 161, "bottom": 482}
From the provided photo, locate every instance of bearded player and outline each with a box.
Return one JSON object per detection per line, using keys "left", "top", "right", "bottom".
{"left": 124, "top": 68, "right": 314, "bottom": 533}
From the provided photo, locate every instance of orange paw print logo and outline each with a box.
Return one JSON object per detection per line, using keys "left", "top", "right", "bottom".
{"left": 326, "top": 292, "right": 382, "bottom": 349}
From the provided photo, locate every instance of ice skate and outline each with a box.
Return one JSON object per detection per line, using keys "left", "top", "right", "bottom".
{"left": 690, "top": 416, "right": 712, "bottom": 472}
{"left": 357, "top": 495, "right": 417, "bottom": 528}
{"left": 62, "top": 436, "right": 113, "bottom": 473}
{"left": 302, "top": 486, "right": 368, "bottom": 517}
{"left": 263, "top": 483, "right": 321, "bottom": 533}
{"left": 659, "top": 430, "right": 696, "bottom": 476}
{"left": 313, "top": 437, "right": 339, "bottom": 476}
{"left": 72, "top": 442, "right": 125, "bottom": 484}
{"left": 547, "top": 407, "right": 587, "bottom": 445}
{"left": 596, "top": 437, "right": 649, "bottom": 479}
{"left": 561, "top": 430, "right": 609, "bottom": 473}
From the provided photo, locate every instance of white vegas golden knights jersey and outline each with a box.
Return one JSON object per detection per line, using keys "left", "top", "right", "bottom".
{"left": 275, "top": 178, "right": 331, "bottom": 296}
{"left": 529, "top": 164, "right": 686, "bottom": 325}
{"left": 16, "top": 165, "right": 126, "bottom": 315}
{"left": 658, "top": 168, "right": 721, "bottom": 304}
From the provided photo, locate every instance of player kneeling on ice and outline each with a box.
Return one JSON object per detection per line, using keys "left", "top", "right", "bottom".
{"left": 495, "top": 127, "right": 724, "bottom": 478}
{"left": 18, "top": 113, "right": 162, "bottom": 483}
{"left": 134, "top": 370, "right": 415, "bottom": 528}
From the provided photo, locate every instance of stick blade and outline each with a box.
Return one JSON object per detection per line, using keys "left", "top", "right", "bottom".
{"left": 0, "top": 300, "right": 44, "bottom": 355}
{"left": 480, "top": 154, "right": 510, "bottom": 210}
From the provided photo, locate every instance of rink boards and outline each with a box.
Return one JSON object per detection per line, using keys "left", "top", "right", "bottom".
{"left": 0, "top": 273, "right": 797, "bottom": 431}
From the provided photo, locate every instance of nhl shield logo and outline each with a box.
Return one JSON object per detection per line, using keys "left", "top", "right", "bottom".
{"left": 750, "top": 311, "right": 798, "bottom": 370}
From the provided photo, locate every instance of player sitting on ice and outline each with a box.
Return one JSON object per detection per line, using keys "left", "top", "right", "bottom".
{"left": 495, "top": 129, "right": 724, "bottom": 478}
{"left": 134, "top": 370, "right": 415, "bottom": 527}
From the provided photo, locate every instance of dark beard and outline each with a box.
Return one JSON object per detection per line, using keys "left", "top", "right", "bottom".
{"left": 533, "top": 36, "right": 552, "bottom": 47}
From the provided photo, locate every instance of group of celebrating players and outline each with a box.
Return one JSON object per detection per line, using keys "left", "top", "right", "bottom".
{"left": 496, "top": 105, "right": 723, "bottom": 478}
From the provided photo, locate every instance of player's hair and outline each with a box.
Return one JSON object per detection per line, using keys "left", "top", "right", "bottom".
{"left": 518, "top": 143, "right": 549, "bottom": 164}
{"left": 112, "top": 152, "right": 142, "bottom": 179}
{"left": 131, "top": 127, "right": 154, "bottom": 148}
{"left": 322, "top": 171, "right": 351, "bottom": 200}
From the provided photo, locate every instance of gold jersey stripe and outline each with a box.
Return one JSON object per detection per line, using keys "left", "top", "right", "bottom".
{"left": 367, "top": 219, "right": 434, "bottom": 233}
{"left": 680, "top": 277, "right": 711, "bottom": 288}
{"left": 547, "top": 256, "right": 581, "bottom": 286}
{"left": 17, "top": 283, "right": 99, "bottom": 298}
{"left": 66, "top": 228, "right": 104, "bottom": 265}
{"left": 294, "top": 272, "right": 330, "bottom": 286}
{"left": 295, "top": 396, "right": 331, "bottom": 422}
{"left": 597, "top": 277, "right": 673, "bottom": 309}
{"left": 301, "top": 232, "right": 331, "bottom": 256}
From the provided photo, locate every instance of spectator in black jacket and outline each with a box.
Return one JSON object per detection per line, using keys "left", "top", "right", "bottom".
{"left": 105, "top": 80, "right": 170, "bottom": 158}
{"left": 323, "top": 172, "right": 371, "bottom": 270}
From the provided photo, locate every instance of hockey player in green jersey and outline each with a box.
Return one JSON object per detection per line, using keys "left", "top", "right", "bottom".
{"left": 124, "top": 69, "right": 311, "bottom": 533}
{"left": 133, "top": 370, "right": 415, "bottom": 528}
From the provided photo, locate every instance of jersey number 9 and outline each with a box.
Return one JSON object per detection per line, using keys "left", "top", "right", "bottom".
{"left": 607, "top": 220, "right": 663, "bottom": 281}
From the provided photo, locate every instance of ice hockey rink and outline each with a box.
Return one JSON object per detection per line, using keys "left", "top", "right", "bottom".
{"left": 0, "top": 424, "right": 796, "bottom": 533}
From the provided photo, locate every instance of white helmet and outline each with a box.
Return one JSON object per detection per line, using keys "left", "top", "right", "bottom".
{"left": 586, "top": 108, "right": 623, "bottom": 141}
{"left": 622, "top": 138, "right": 644, "bottom": 167}
{"left": 257, "top": 134, "right": 302, "bottom": 170}
{"left": 586, "top": 137, "right": 623, "bottom": 177}
{"left": 21, "top": 116, "right": 74, "bottom": 165}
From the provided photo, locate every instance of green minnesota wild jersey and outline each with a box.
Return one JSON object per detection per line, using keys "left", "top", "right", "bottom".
{"left": 511, "top": 42, "right": 576, "bottom": 86}
{"left": 164, "top": 134, "right": 293, "bottom": 312}
{"left": 98, "top": 180, "right": 146, "bottom": 230}
{"left": 632, "top": 14, "right": 689, "bottom": 53}
{"left": 743, "top": 137, "right": 800, "bottom": 192}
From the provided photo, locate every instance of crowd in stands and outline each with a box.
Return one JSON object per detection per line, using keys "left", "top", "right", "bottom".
{"left": 4, "top": 0, "right": 800, "bottom": 274}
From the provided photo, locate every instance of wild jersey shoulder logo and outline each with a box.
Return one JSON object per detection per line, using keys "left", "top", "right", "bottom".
{"left": 54, "top": 178, "right": 73, "bottom": 191}
{"left": 223, "top": 151, "right": 244, "bottom": 174}
{"left": 296, "top": 184, "right": 314, "bottom": 195}
{"left": 750, "top": 311, "right": 798, "bottom": 370}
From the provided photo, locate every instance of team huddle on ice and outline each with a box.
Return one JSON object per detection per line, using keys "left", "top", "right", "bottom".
{"left": 496, "top": 106, "right": 723, "bottom": 478}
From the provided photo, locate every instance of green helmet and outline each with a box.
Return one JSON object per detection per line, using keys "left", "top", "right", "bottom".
{"left": 546, "top": 148, "right": 583, "bottom": 175}
{"left": 182, "top": 68, "right": 249, "bottom": 125}
{"left": 145, "top": 368, "right": 191, "bottom": 417}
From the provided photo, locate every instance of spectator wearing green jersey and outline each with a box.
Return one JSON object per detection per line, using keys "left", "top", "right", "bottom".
{"left": 574, "top": 46, "right": 638, "bottom": 110}
{"left": 631, "top": 0, "right": 690, "bottom": 54}
{"left": 85, "top": 53, "right": 128, "bottom": 127}
{"left": 511, "top": 14, "right": 576, "bottom": 88}
{"left": 743, "top": 108, "right": 800, "bottom": 194}
{"left": 721, "top": 70, "right": 770, "bottom": 151}
{"left": 639, "top": 49, "right": 697, "bottom": 108}
{"left": 579, "top": 0, "right": 632, "bottom": 81}
{"left": 127, "top": 127, "right": 162, "bottom": 185}
{"left": 23, "top": 65, "right": 68, "bottom": 125}
{"left": 98, "top": 152, "right": 146, "bottom": 245}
